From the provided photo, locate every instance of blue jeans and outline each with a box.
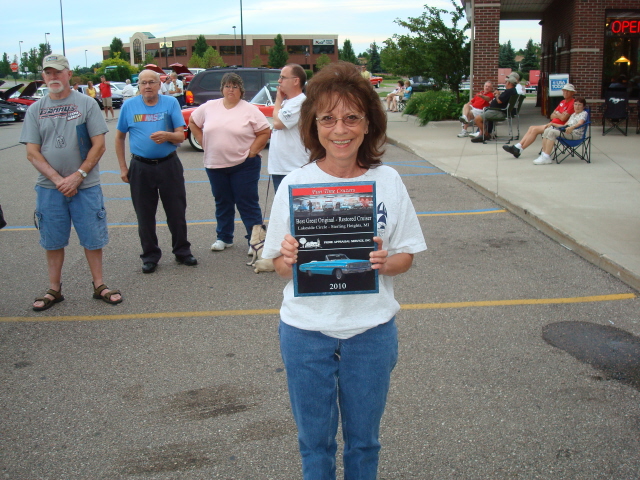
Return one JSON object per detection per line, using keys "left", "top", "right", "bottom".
{"left": 205, "top": 155, "right": 263, "bottom": 244}
{"left": 271, "top": 174, "right": 286, "bottom": 193}
{"left": 279, "top": 318, "right": 398, "bottom": 480}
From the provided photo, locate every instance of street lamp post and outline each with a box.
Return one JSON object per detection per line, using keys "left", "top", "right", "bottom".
{"left": 233, "top": 26, "right": 237, "bottom": 66}
{"left": 240, "top": 0, "right": 244, "bottom": 67}
{"left": 18, "top": 40, "right": 23, "bottom": 77}
{"left": 59, "top": 0, "right": 66, "bottom": 55}
{"left": 85, "top": 49, "right": 88, "bottom": 68}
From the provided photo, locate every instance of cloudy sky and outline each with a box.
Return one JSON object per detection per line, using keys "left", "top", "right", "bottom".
{"left": 3, "top": 0, "right": 540, "bottom": 69}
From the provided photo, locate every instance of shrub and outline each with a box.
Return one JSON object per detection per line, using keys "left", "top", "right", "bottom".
{"left": 403, "top": 90, "right": 463, "bottom": 126}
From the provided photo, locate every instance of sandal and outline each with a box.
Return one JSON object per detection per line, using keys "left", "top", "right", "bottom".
{"left": 33, "top": 285, "right": 64, "bottom": 312}
{"left": 92, "top": 282, "right": 123, "bottom": 305}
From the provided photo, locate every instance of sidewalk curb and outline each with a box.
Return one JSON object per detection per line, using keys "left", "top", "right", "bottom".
{"left": 387, "top": 136, "right": 640, "bottom": 294}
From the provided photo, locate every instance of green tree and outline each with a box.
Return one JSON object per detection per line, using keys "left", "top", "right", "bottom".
{"left": 0, "top": 53, "right": 11, "bottom": 78}
{"left": 202, "top": 47, "right": 226, "bottom": 68}
{"left": 339, "top": 39, "right": 359, "bottom": 65}
{"left": 187, "top": 53, "right": 204, "bottom": 68}
{"left": 143, "top": 51, "right": 155, "bottom": 66}
{"left": 367, "top": 42, "right": 381, "bottom": 73}
{"left": 109, "top": 37, "right": 129, "bottom": 62}
{"left": 194, "top": 35, "right": 209, "bottom": 58}
{"left": 520, "top": 38, "right": 539, "bottom": 72}
{"left": 250, "top": 54, "right": 263, "bottom": 67}
{"left": 499, "top": 41, "right": 517, "bottom": 69}
{"left": 315, "top": 53, "right": 331, "bottom": 70}
{"left": 394, "top": 1, "right": 469, "bottom": 99}
{"left": 99, "top": 56, "right": 138, "bottom": 76}
{"left": 269, "top": 34, "right": 289, "bottom": 69}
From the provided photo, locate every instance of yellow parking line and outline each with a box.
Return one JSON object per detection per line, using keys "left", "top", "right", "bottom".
{"left": 0, "top": 293, "right": 634, "bottom": 323}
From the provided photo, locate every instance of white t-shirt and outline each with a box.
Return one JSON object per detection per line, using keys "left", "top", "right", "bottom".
{"left": 268, "top": 93, "right": 309, "bottom": 175}
{"left": 169, "top": 78, "right": 183, "bottom": 97}
{"left": 263, "top": 163, "right": 427, "bottom": 339}
{"left": 190, "top": 99, "right": 270, "bottom": 168}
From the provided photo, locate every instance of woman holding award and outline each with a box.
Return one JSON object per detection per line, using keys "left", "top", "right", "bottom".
{"left": 262, "top": 61, "right": 426, "bottom": 480}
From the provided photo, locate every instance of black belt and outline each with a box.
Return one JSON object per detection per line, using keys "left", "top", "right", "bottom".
{"left": 131, "top": 151, "right": 177, "bottom": 165}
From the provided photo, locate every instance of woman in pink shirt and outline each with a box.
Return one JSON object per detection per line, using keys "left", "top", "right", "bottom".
{"left": 189, "top": 73, "right": 271, "bottom": 251}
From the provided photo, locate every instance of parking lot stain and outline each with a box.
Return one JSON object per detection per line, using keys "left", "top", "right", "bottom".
{"left": 163, "top": 385, "right": 260, "bottom": 420}
{"left": 542, "top": 321, "right": 640, "bottom": 390}
{"left": 120, "top": 442, "right": 214, "bottom": 474}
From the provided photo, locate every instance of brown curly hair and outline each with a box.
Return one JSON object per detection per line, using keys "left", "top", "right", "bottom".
{"left": 299, "top": 61, "right": 386, "bottom": 169}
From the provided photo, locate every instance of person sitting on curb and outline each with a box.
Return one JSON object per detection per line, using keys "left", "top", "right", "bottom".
{"left": 503, "top": 83, "right": 577, "bottom": 159}
{"left": 458, "top": 80, "right": 494, "bottom": 137}
{"left": 505, "top": 96, "right": 588, "bottom": 165}
{"left": 470, "top": 74, "right": 519, "bottom": 143}
{"left": 386, "top": 80, "right": 405, "bottom": 112}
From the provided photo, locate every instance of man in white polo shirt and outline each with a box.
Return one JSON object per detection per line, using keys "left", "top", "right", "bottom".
{"left": 268, "top": 63, "right": 308, "bottom": 192}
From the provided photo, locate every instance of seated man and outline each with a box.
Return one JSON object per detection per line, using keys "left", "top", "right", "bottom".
{"left": 458, "top": 80, "right": 495, "bottom": 137}
{"left": 470, "top": 74, "right": 519, "bottom": 143}
{"left": 503, "top": 83, "right": 576, "bottom": 157}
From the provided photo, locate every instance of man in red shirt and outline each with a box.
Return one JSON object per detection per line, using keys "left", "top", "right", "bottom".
{"left": 98, "top": 75, "right": 115, "bottom": 121}
{"left": 503, "top": 83, "right": 576, "bottom": 158}
{"left": 458, "top": 81, "right": 495, "bottom": 137}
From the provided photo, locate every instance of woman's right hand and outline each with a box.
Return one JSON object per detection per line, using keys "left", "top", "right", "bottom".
{"left": 280, "top": 234, "right": 299, "bottom": 267}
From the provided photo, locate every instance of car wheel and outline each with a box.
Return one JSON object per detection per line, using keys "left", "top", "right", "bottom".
{"left": 374, "top": 83, "right": 379, "bottom": 88}
{"left": 188, "top": 129, "right": 204, "bottom": 152}
{"left": 333, "top": 269, "right": 344, "bottom": 280}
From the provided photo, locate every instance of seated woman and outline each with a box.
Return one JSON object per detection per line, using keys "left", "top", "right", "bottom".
{"left": 385, "top": 80, "right": 405, "bottom": 112}
{"left": 507, "top": 97, "right": 588, "bottom": 165}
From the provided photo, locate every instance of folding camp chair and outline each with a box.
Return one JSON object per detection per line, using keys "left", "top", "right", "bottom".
{"left": 481, "top": 93, "right": 520, "bottom": 144}
{"left": 552, "top": 107, "right": 591, "bottom": 164}
{"left": 397, "top": 91, "right": 412, "bottom": 112}
{"left": 602, "top": 89, "right": 629, "bottom": 136}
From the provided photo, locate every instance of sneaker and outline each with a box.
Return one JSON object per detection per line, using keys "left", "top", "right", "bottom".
{"left": 248, "top": 246, "right": 253, "bottom": 256}
{"left": 533, "top": 155, "right": 553, "bottom": 165}
{"left": 469, "top": 131, "right": 481, "bottom": 138}
{"left": 502, "top": 144, "right": 521, "bottom": 158}
{"left": 457, "top": 130, "right": 469, "bottom": 138}
{"left": 211, "top": 240, "right": 233, "bottom": 251}
{"left": 470, "top": 134, "right": 489, "bottom": 143}
{"left": 458, "top": 115, "right": 469, "bottom": 124}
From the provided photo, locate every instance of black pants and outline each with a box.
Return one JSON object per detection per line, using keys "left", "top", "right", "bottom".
{"left": 128, "top": 154, "right": 192, "bottom": 264}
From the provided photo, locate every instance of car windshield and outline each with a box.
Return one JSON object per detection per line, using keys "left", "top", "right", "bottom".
{"left": 326, "top": 254, "right": 348, "bottom": 261}
{"left": 249, "top": 86, "right": 273, "bottom": 106}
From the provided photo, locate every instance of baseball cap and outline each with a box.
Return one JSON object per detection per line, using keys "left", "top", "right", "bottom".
{"left": 562, "top": 83, "right": 576, "bottom": 92}
{"left": 42, "top": 54, "right": 70, "bottom": 71}
{"left": 506, "top": 74, "right": 519, "bottom": 84}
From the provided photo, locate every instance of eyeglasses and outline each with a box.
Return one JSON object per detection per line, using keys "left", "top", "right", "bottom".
{"left": 279, "top": 75, "right": 294, "bottom": 81}
{"left": 223, "top": 85, "right": 240, "bottom": 90}
{"left": 315, "top": 115, "right": 365, "bottom": 128}
{"left": 139, "top": 81, "right": 158, "bottom": 86}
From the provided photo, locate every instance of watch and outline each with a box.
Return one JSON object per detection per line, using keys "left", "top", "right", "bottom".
{"left": 77, "top": 169, "right": 87, "bottom": 178}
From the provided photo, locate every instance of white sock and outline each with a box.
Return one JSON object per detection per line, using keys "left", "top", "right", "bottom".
{"left": 515, "top": 143, "right": 523, "bottom": 151}
{"left": 542, "top": 152, "right": 550, "bottom": 158}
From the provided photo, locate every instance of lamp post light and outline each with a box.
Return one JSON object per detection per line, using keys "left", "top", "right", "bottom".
{"left": 45, "top": 32, "right": 50, "bottom": 50}
{"left": 85, "top": 49, "right": 88, "bottom": 68}
{"left": 233, "top": 26, "right": 237, "bottom": 66}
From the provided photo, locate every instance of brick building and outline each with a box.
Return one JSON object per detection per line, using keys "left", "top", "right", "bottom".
{"left": 463, "top": 0, "right": 640, "bottom": 117}
{"left": 102, "top": 33, "right": 339, "bottom": 71}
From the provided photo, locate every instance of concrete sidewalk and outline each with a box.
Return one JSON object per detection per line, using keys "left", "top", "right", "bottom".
{"left": 386, "top": 99, "right": 640, "bottom": 291}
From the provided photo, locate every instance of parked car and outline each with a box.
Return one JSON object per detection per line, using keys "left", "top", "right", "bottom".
{"left": 181, "top": 85, "right": 276, "bottom": 151}
{"left": 185, "top": 67, "right": 281, "bottom": 107}
{"left": 2, "top": 81, "right": 45, "bottom": 106}
{"left": 298, "top": 254, "right": 372, "bottom": 280}
{"left": 0, "top": 105, "right": 15, "bottom": 123}
{"left": 77, "top": 84, "right": 123, "bottom": 109}
{"left": 410, "top": 76, "right": 437, "bottom": 88}
{"left": 0, "top": 99, "right": 27, "bottom": 121}
{"left": 370, "top": 75, "right": 383, "bottom": 88}
{"left": 143, "top": 63, "right": 195, "bottom": 87}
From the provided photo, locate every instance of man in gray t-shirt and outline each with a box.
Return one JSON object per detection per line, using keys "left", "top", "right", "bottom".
{"left": 19, "top": 53, "right": 122, "bottom": 311}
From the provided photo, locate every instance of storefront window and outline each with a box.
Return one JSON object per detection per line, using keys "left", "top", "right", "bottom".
{"left": 287, "top": 45, "right": 307, "bottom": 55}
{"left": 604, "top": 9, "right": 640, "bottom": 99}
{"left": 220, "top": 46, "right": 242, "bottom": 55}
{"left": 133, "top": 39, "right": 143, "bottom": 64}
{"left": 175, "top": 47, "right": 187, "bottom": 57}
{"left": 312, "top": 44, "right": 334, "bottom": 55}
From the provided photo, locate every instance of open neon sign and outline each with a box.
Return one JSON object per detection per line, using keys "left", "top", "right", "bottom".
{"left": 610, "top": 20, "right": 640, "bottom": 34}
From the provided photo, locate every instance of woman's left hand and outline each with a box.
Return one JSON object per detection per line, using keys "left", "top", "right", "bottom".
{"left": 370, "top": 237, "right": 389, "bottom": 272}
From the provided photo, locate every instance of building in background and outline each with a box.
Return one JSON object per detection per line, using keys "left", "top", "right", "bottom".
{"left": 102, "top": 33, "right": 339, "bottom": 72}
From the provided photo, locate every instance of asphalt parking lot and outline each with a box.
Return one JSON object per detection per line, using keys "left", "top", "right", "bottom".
{"left": 1, "top": 117, "right": 639, "bottom": 479}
